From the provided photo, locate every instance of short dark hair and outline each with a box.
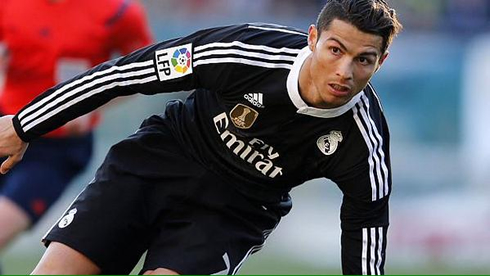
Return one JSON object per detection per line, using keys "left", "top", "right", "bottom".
{"left": 316, "top": 0, "right": 402, "bottom": 54}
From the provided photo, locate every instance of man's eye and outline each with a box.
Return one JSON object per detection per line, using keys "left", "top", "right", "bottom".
{"left": 330, "top": 47, "right": 341, "bottom": 54}
{"left": 358, "top": 57, "right": 372, "bottom": 65}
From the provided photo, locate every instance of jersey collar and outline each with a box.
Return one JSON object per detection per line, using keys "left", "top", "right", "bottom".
{"left": 286, "top": 46, "right": 364, "bottom": 118}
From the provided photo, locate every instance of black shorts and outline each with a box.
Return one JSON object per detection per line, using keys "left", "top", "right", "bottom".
{"left": 43, "top": 114, "right": 290, "bottom": 275}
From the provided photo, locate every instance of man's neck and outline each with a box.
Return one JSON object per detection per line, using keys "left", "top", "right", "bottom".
{"left": 297, "top": 55, "right": 320, "bottom": 108}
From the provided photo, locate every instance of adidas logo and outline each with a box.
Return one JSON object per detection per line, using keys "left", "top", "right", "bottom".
{"left": 244, "top": 92, "right": 265, "bottom": 108}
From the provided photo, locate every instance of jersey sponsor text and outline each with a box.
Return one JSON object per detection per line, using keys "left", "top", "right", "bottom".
{"left": 213, "top": 112, "right": 283, "bottom": 178}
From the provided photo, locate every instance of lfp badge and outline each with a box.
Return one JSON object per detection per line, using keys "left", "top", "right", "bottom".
{"left": 155, "top": 43, "right": 193, "bottom": 81}
{"left": 171, "top": 48, "right": 191, "bottom": 73}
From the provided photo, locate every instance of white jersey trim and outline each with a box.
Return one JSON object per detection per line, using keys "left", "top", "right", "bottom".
{"left": 21, "top": 71, "right": 156, "bottom": 132}
{"left": 362, "top": 227, "right": 384, "bottom": 275}
{"left": 195, "top": 40, "right": 301, "bottom": 55}
{"left": 194, "top": 41, "right": 299, "bottom": 70}
{"left": 194, "top": 58, "right": 292, "bottom": 70}
{"left": 248, "top": 25, "right": 308, "bottom": 37}
{"left": 353, "top": 94, "right": 389, "bottom": 201}
{"left": 24, "top": 75, "right": 157, "bottom": 132}
{"left": 232, "top": 226, "right": 276, "bottom": 275}
{"left": 376, "top": 227, "right": 384, "bottom": 275}
{"left": 361, "top": 95, "right": 390, "bottom": 197}
{"left": 17, "top": 60, "right": 155, "bottom": 132}
{"left": 17, "top": 60, "right": 153, "bottom": 122}
{"left": 362, "top": 228, "right": 368, "bottom": 275}
{"left": 194, "top": 49, "right": 297, "bottom": 62}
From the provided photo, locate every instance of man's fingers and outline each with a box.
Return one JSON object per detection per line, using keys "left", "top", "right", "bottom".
{"left": 1, "top": 155, "right": 19, "bottom": 174}
{"left": 0, "top": 115, "right": 29, "bottom": 174}
{"left": 1, "top": 158, "right": 12, "bottom": 174}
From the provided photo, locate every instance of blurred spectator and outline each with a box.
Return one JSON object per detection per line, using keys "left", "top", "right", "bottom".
{"left": 0, "top": 0, "right": 152, "bottom": 262}
{"left": 445, "top": 0, "right": 490, "bottom": 33}
{"left": 388, "top": 0, "right": 445, "bottom": 31}
{"left": 141, "top": 0, "right": 487, "bottom": 34}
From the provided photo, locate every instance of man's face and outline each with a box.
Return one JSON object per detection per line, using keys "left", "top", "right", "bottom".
{"left": 305, "top": 19, "right": 387, "bottom": 108}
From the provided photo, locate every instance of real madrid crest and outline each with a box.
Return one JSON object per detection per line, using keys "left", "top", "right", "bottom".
{"left": 230, "top": 104, "right": 259, "bottom": 129}
{"left": 317, "top": 130, "right": 343, "bottom": 156}
{"left": 58, "top": 208, "right": 77, "bottom": 228}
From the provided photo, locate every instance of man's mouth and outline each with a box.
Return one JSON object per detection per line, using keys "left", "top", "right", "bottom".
{"left": 329, "top": 83, "right": 351, "bottom": 95}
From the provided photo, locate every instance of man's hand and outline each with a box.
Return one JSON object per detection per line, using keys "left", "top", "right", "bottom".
{"left": 0, "top": 115, "right": 28, "bottom": 174}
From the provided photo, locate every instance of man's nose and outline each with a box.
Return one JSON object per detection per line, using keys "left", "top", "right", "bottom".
{"left": 336, "top": 59, "right": 353, "bottom": 80}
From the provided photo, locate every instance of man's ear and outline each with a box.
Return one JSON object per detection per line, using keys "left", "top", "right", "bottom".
{"left": 308, "top": 24, "right": 318, "bottom": 52}
{"left": 375, "top": 51, "right": 389, "bottom": 73}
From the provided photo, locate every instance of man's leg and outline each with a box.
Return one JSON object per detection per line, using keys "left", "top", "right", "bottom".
{"left": 31, "top": 242, "right": 100, "bottom": 274}
{"left": 0, "top": 196, "right": 30, "bottom": 249}
{"left": 0, "top": 135, "right": 92, "bottom": 251}
{"left": 33, "top": 243, "right": 180, "bottom": 275}
{"left": 143, "top": 268, "right": 179, "bottom": 275}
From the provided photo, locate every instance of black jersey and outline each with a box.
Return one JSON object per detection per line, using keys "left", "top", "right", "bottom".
{"left": 13, "top": 23, "right": 391, "bottom": 275}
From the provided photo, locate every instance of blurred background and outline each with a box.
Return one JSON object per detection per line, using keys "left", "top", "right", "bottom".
{"left": 1, "top": 0, "right": 490, "bottom": 274}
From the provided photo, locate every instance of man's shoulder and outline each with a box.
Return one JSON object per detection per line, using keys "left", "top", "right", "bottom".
{"left": 363, "top": 82, "right": 386, "bottom": 113}
{"left": 193, "top": 23, "right": 308, "bottom": 50}
{"left": 246, "top": 23, "right": 308, "bottom": 37}
{"left": 212, "top": 23, "right": 307, "bottom": 38}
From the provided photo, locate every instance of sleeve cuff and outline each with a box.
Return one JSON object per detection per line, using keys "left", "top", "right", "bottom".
{"left": 12, "top": 115, "right": 32, "bottom": 142}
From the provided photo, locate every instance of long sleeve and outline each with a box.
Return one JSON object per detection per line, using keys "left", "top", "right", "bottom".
{"left": 11, "top": 23, "right": 288, "bottom": 142}
{"left": 328, "top": 87, "right": 392, "bottom": 275}
{"left": 339, "top": 195, "right": 389, "bottom": 275}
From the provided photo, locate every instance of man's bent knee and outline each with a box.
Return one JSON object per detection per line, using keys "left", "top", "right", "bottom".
{"left": 143, "top": 268, "right": 180, "bottom": 275}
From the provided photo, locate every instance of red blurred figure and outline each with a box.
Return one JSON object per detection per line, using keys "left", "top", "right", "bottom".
{"left": 0, "top": 0, "right": 152, "bottom": 254}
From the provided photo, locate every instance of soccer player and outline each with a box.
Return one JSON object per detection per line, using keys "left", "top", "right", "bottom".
{"left": 0, "top": 0, "right": 152, "bottom": 256}
{"left": 0, "top": 0, "right": 402, "bottom": 274}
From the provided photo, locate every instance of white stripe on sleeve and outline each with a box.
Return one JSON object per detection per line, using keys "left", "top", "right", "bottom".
{"left": 362, "top": 228, "right": 368, "bottom": 275}
{"left": 18, "top": 60, "right": 154, "bottom": 122}
{"left": 353, "top": 106, "right": 378, "bottom": 201}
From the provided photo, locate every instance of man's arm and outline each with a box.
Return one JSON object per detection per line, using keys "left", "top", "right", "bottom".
{"left": 12, "top": 22, "right": 306, "bottom": 142}
{"left": 328, "top": 87, "right": 392, "bottom": 275}
{"left": 331, "top": 163, "right": 390, "bottom": 275}
{"left": 338, "top": 195, "right": 389, "bottom": 275}
{"left": 0, "top": 115, "right": 28, "bottom": 174}
{"left": 11, "top": 24, "right": 256, "bottom": 142}
{"left": 332, "top": 152, "right": 391, "bottom": 275}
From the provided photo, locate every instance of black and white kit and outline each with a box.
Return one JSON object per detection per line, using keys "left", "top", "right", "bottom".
{"left": 13, "top": 23, "right": 392, "bottom": 275}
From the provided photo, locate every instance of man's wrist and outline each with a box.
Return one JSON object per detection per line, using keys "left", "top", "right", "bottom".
{"left": 12, "top": 115, "right": 31, "bottom": 143}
